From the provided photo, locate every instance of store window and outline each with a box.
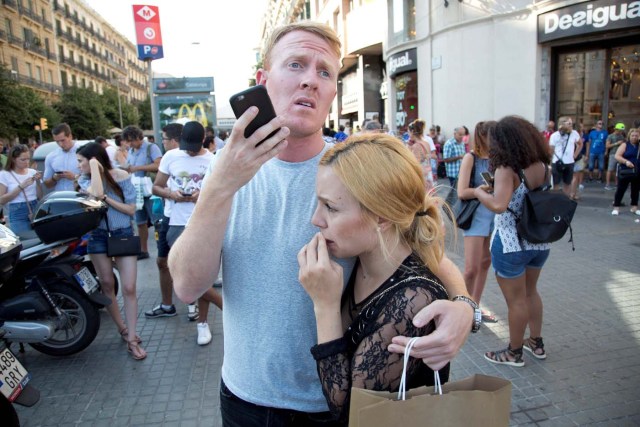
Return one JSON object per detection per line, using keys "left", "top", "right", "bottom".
{"left": 394, "top": 71, "right": 418, "bottom": 131}
{"left": 389, "top": 0, "right": 415, "bottom": 47}
{"left": 556, "top": 50, "right": 607, "bottom": 130}
{"left": 609, "top": 45, "right": 640, "bottom": 130}
{"left": 556, "top": 44, "right": 640, "bottom": 132}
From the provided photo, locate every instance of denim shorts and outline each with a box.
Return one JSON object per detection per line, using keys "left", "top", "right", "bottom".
{"left": 491, "top": 234, "right": 550, "bottom": 279}
{"left": 135, "top": 196, "right": 155, "bottom": 225}
{"left": 7, "top": 200, "right": 38, "bottom": 234}
{"left": 87, "top": 226, "right": 134, "bottom": 254}
{"left": 588, "top": 153, "right": 605, "bottom": 171}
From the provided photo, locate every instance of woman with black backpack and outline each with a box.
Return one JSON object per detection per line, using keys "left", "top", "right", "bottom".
{"left": 473, "top": 116, "right": 552, "bottom": 367}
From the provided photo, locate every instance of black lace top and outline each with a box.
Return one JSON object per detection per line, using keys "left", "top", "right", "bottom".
{"left": 310, "top": 253, "right": 450, "bottom": 424}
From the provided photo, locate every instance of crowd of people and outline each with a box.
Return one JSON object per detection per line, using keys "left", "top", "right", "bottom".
{"left": 1, "top": 19, "right": 639, "bottom": 427}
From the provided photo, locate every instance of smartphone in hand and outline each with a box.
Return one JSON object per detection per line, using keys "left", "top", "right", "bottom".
{"left": 481, "top": 171, "right": 494, "bottom": 187}
{"left": 229, "top": 85, "right": 280, "bottom": 146}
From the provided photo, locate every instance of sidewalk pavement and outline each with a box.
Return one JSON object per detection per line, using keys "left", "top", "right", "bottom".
{"left": 15, "top": 179, "right": 640, "bottom": 426}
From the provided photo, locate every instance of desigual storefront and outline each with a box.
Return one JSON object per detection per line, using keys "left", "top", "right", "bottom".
{"left": 540, "top": 0, "right": 640, "bottom": 131}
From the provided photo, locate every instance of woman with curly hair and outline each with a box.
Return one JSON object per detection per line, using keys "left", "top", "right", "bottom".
{"left": 474, "top": 116, "right": 552, "bottom": 367}
{"left": 457, "top": 121, "right": 497, "bottom": 322}
{"left": 297, "top": 133, "right": 450, "bottom": 423}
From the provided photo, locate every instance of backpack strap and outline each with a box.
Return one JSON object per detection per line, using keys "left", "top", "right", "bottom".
{"left": 469, "top": 153, "right": 476, "bottom": 188}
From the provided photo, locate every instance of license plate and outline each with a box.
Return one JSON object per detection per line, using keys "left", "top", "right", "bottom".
{"left": 74, "top": 266, "right": 98, "bottom": 294}
{"left": 0, "top": 348, "right": 30, "bottom": 402}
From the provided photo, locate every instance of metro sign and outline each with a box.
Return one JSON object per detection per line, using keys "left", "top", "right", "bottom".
{"left": 136, "top": 5, "right": 156, "bottom": 21}
{"left": 133, "top": 5, "right": 163, "bottom": 60}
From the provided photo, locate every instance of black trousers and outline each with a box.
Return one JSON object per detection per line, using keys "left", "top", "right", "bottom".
{"left": 220, "top": 379, "right": 343, "bottom": 427}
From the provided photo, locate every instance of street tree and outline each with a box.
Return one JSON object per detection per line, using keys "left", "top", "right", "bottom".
{"left": 101, "top": 87, "right": 139, "bottom": 130}
{"left": 0, "top": 65, "right": 59, "bottom": 141}
{"left": 54, "top": 87, "right": 109, "bottom": 139}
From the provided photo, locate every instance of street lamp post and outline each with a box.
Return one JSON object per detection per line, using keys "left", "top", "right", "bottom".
{"left": 114, "top": 78, "right": 124, "bottom": 129}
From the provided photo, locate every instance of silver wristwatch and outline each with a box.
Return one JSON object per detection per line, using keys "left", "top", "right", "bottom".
{"left": 452, "top": 295, "right": 482, "bottom": 333}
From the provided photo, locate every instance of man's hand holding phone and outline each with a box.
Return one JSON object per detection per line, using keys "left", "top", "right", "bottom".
{"left": 207, "top": 86, "right": 290, "bottom": 196}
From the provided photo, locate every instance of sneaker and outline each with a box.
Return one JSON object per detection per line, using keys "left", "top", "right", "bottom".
{"left": 578, "top": 184, "right": 584, "bottom": 191}
{"left": 137, "top": 251, "right": 150, "bottom": 260}
{"left": 197, "top": 322, "right": 212, "bottom": 345}
{"left": 604, "top": 186, "right": 614, "bottom": 191}
{"left": 484, "top": 345, "right": 525, "bottom": 367}
{"left": 633, "top": 210, "right": 640, "bottom": 216}
{"left": 187, "top": 304, "right": 199, "bottom": 321}
{"left": 611, "top": 209, "right": 619, "bottom": 216}
{"left": 523, "top": 337, "right": 547, "bottom": 360}
{"left": 213, "top": 278, "right": 223, "bottom": 288}
{"left": 145, "top": 304, "right": 177, "bottom": 318}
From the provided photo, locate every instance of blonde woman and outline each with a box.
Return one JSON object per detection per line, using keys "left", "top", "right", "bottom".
{"left": 456, "top": 121, "right": 497, "bottom": 322}
{"left": 0, "top": 145, "right": 42, "bottom": 234}
{"left": 298, "top": 134, "right": 449, "bottom": 423}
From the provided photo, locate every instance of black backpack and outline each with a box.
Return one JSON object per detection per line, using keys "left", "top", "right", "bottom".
{"left": 508, "top": 166, "right": 577, "bottom": 250}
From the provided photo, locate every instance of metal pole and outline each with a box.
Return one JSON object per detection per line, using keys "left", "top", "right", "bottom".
{"left": 147, "top": 60, "right": 158, "bottom": 142}
{"left": 117, "top": 80, "right": 124, "bottom": 129}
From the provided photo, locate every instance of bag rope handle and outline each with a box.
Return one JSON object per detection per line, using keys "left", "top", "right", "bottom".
{"left": 397, "top": 337, "right": 442, "bottom": 401}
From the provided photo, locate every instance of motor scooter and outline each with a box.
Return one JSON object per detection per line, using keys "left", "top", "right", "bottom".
{"left": 0, "top": 228, "right": 39, "bottom": 426}
{"left": 0, "top": 192, "right": 111, "bottom": 356}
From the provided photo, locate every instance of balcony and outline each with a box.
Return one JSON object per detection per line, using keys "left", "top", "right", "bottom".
{"left": 0, "top": 29, "right": 6, "bottom": 41}
{"left": 14, "top": 72, "right": 63, "bottom": 94}
{"left": 18, "top": 4, "right": 44, "bottom": 26}
{"left": 43, "top": 19, "right": 53, "bottom": 32}
{"left": 46, "top": 51, "right": 58, "bottom": 61}
{"left": 60, "top": 55, "right": 76, "bottom": 67}
{"left": 2, "top": 0, "right": 18, "bottom": 10}
{"left": 53, "top": 1, "right": 63, "bottom": 14}
{"left": 24, "top": 40, "right": 47, "bottom": 57}
{"left": 7, "top": 33, "right": 23, "bottom": 46}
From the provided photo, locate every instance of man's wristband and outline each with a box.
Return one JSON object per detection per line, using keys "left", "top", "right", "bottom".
{"left": 451, "top": 295, "right": 482, "bottom": 333}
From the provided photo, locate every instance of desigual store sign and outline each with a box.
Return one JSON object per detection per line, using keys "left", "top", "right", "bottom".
{"left": 538, "top": 0, "right": 640, "bottom": 43}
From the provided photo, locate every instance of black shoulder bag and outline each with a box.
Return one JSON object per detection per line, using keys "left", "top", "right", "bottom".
{"left": 508, "top": 166, "right": 577, "bottom": 250}
{"left": 617, "top": 145, "right": 639, "bottom": 179}
{"left": 104, "top": 209, "right": 141, "bottom": 258}
{"left": 453, "top": 154, "right": 480, "bottom": 230}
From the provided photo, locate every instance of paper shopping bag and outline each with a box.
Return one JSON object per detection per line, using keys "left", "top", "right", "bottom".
{"left": 349, "top": 374, "right": 511, "bottom": 427}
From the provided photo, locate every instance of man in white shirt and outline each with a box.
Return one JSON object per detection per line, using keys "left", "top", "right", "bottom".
{"left": 44, "top": 123, "right": 81, "bottom": 191}
{"left": 149, "top": 121, "right": 222, "bottom": 344}
{"left": 549, "top": 116, "right": 583, "bottom": 196}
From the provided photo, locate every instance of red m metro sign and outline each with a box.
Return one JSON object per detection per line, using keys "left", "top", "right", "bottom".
{"left": 133, "top": 5, "right": 164, "bottom": 60}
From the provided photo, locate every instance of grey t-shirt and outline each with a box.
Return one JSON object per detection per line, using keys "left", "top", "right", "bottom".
{"left": 204, "top": 144, "right": 354, "bottom": 412}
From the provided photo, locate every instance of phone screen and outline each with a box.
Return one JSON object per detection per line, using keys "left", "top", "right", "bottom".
{"left": 229, "top": 85, "right": 279, "bottom": 145}
{"left": 481, "top": 172, "right": 494, "bottom": 186}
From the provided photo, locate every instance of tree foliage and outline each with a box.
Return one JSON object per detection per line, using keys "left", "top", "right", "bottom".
{"left": 0, "top": 65, "right": 60, "bottom": 141}
{"left": 135, "top": 96, "right": 153, "bottom": 131}
{"left": 53, "top": 87, "right": 110, "bottom": 140}
{"left": 101, "top": 87, "right": 139, "bottom": 130}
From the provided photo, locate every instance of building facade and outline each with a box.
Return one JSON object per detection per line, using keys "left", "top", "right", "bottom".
{"left": 1, "top": 0, "right": 148, "bottom": 103}
{"left": 258, "top": 0, "right": 639, "bottom": 136}
{"left": 387, "top": 0, "right": 640, "bottom": 134}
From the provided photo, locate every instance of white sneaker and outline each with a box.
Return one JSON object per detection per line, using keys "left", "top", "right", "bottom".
{"left": 634, "top": 210, "right": 640, "bottom": 216}
{"left": 578, "top": 184, "right": 584, "bottom": 191}
{"left": 187, "top": 304, "right": 199, "bottom": 321}
{"left": 197, "top": 322, "right": 212, "bottom": 345}
{"left": 611, "top": 209, "right": 619, "bottom": 216}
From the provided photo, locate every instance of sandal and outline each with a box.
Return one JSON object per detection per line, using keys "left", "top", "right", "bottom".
{"left": 484, "top": 344, "right": 524, "bottom": 367}
{"left": 523, "top": 336, "right": 547, "bottom": 360}
{"left": 119, "top": 328, "right": 142, "bottom": 344}
{"left": 481, "top": 310, "right": 498, "bottom": 323}
{"left": 127, "top": 340, "right": 147, "bottom": 361}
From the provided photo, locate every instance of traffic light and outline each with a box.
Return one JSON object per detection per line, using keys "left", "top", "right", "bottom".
{"left": 40, "top": 117, "right": 48, "bottom": 130}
